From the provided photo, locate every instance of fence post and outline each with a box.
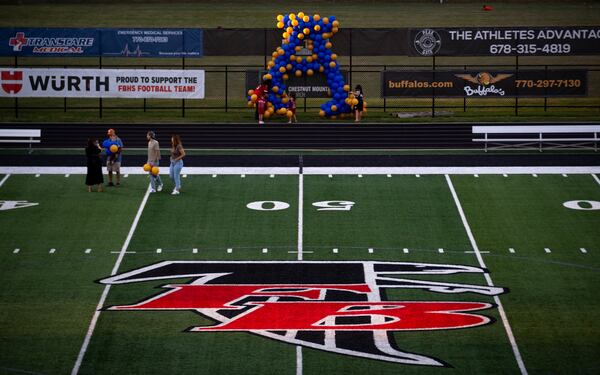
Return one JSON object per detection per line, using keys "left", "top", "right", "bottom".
{"left": 383, "top": 64, "right": 386, "bottom": 112}
{"left": 432, "top": 56, "right": 436, "bottom": 118}
{"left": 14, "top": 56, "right": 18, "bottom": 119}
{"left": 225, "top": 65, "right": 228, "bottom": 112}
{"left": 182, "top": 57, "right": 186, "bottom": 118}
{"left": 515, "top": 55, "right": 519, "bottom": 116}
{"left": 99, "top": 56, "right": 103, "bottom": 119}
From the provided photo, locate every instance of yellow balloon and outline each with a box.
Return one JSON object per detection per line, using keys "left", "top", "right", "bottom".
{"left": 323, "top": 17, "right": 329, "bottom": 24}
{"left": 286, "top": 63, "right": 293, "bottom": 70}
{"left": 296, "top": 56, "right": 303, "bottom": 63}
{"left": 279, "top": 66, "right": 286, "bottom": 73}
{"left": 331, "top": 105, "right": 337, "bottom": 112}
{"left": 289, "top": 13, "right": 296, "bottom": 20}
{"left": 319, "top": 65, "right": 325, "bottom": 72}
{"left": 282, "top": 97, "right": 289, "bottom": 104}
{"left": 143, "top": 163, "right": 151, "bottom": 172}
{"left": 247, "top": 89, "right": 254, "bottom": 96}
{"left": 272, "top": 86, "right": 279, "bottom": 93}
{"left": 325, "top": 42, "right": 332, "bottom": 49}
{"left": 307, "top": 69, "right": 314, "bottom": 76}
{"left": 247, "top": 101, "right": 254, "bottom": 107}
{"left": 251, "top": 94, "right": 258, "bottom": 102}
{"left": 292, "top": 20, "right": 299, "bottom": 27}
{"left": 298, "top": 12, "right": 305, "bottom": 19}
{"left": 277, "top": 22, "right": 284, "bottom": 29}
{"left": 343, "top": 84, "right": 350, "bottom": 91}
{"left": 277, "top": 15, "right": 283, "bottom": 21}
{"left": 151, "top": 166, "right": 159, "bottom": 176}
{"left": 306, "top": 56, "right": 313, "bottom": 63}
{"left": 363, "top": 101, "right": 367, "bottom": 108}
{"left": 312, "top": 53, "right": 318, "bottom": 60}
{"left": 295, "top": 70, "right": 302, "bottom": 77}
{"left": 286, "top": 110, "right": 293, "bottom": 118}
{"left": 295, "top": 46, "right": 302, "bottom": 52}
{"left": 352, "top": 98, "right": 358, "bottom": 106}
{"left": 314, "top": 25, "right": 321, "bottom": 32}
{"left": 290, "top": 54, "right": 296, "bottom": 61}
{"left": 319, "top": 110, "right": 326, "bottom": 117}
{"left": 331, "top": 53, "right": 338, "bottom": 60}
{"left": 329, "top": 61, "right": 336, "bottom": 68}
{"left": 303, "top": 28, "right": 310, "bottom": 35}
{"left": 263, "top": 73, "right": 272, "bottom": 80}
{"left": 282, "top": 74, "right": 289, "bottom": 80}
{"left": 264, "top": 111, "right": 271, "bottom": 119}
{"left": 297, "top": 33, "right": 304, "bottom": 40}
{"left": 277, "top": 48, "right": 285, "bottom": 55}
{"left": 333, "top": 20, "right": 339, "bottom": 27}
{"left": 282, "top": 32, "right": 289, "bottom": 39}
{"left": 303, "top": 16, "right": 310, "bottom": 22}
{"left": 331, "top": 115, "right": 337, "bottom": 120}
{"left": 287, "top": 27, "right": 293, "bottom": 33}
{"left": 267, "top": 61, "right": 275, "bottom": 68}
{"left": 332, "top": 27, "right": 339, "bottom": 34}
{"left": 314, "top": 14, "right": 321, "bottom": 22}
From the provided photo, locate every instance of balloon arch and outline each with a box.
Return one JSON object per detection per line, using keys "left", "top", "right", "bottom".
{"left": 248, "top": 12, "right": 360, "bottom": 119}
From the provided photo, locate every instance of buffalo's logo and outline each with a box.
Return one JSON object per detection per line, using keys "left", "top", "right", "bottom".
{"left": 455, "top": 72, "right": 513, "bottom": 86}
{"left": 100, "top": 261, "right": 506, "bottom": 367}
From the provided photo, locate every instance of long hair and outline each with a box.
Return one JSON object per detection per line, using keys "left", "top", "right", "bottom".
{"left": 86, "top": 138, "right": 96, "bottom": 148}
{"left": 171, "top": 134, "right": 182, "bottom": 149}
{"left": 355, "top": 85, "right": 363, "bottom": 94}
{"left": 147, "top": 130, "right": 156, "bottom": 139}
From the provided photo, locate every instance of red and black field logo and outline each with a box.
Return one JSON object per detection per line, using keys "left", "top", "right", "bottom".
{"left": 100, "top": 261, "right": 506, "bottom": 367}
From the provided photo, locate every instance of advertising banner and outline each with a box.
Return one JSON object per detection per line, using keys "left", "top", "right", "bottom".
{"left": 381, "top": 70, "right": 587, "bottom": 98}
{"left": 100, "top": 29, "right": 203, "bottom": 57}
{"left": 0, "top": 68, "right": 205, "bottom": 99}
{"left": 0, "top": 28, "right": 100, "bottom": 56}
{"left": 0, "top": 28, "right": 202, "bottom": 57}
{"left": 409, "top": 27, "right": 600, "bottom": 56}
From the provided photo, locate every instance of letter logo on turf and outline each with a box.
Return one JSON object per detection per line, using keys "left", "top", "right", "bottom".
{"left": 0, "top": 200, "right": 38, "bottom": 211}
{"left": 100, "top": 261, "right": 506, "bottom": 367}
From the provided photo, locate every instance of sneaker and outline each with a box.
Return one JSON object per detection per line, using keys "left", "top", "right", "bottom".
{"left": 150, "top": 188, "right": 157, "bottom": 193}
{"left": 171, "top": 189, "right": 180, "bottom": 195}
{"left": 157, "top": 184, "right": 163, "bottom": 192}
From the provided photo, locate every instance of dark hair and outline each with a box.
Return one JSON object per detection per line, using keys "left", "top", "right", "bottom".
{"left": 87, "top": 138, "right": 96, "bottom": 148}
{"left": 355, "top": 85, "right": 363, "bottom": 94}
{"left": 171, "top": 134, "right": 182, "bottom": 148}
{"left": 290, "top": 92, "right": 296, "bottom": 99}
{"left": 147, "top": 130, "right": 155, "bottom": 139}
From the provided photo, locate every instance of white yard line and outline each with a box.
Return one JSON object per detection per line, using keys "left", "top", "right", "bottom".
{"left": 592, "top": 174, "right": 600, "bottom": 186}
{"left": 296, "top": 169, "right": 304, "bottom": 375}
{"left": 71, "top": 185, "right": 151, "bottom": 375}
{"left": 0, "top": 174, "right": 10, "bottom": 188}
{"left": 445, "top": 174, "right": 528, "bottom": 375}
{"left": 3, "top": 166, "right": 600, "bottom": 176}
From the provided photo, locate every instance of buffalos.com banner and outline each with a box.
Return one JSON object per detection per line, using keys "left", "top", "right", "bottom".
{"left": 410, "top": 27, "right": 600, "bottom": 56}
{"left": 0, "top": 68, "right": 205, "bottom": 99}
{"left": 381, "top": 70, "right": 587, "bottom": 98}
{"left": 0, "top": 28, "right": 202, "bottom": 57}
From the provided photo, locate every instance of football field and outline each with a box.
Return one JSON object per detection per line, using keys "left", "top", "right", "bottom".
{"left": 1, "top": 166, "right": 599, "bottom": 374}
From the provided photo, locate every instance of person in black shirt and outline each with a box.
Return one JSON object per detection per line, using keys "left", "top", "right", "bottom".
{"left": 85, "top": 138, "right": 104, "bottom": 192}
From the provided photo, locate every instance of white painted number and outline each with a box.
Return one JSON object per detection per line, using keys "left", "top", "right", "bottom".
{"left": 0, "top": 200, "right": 39, "bottom": 211}
{"left": 312, "top": 200, "right": 355, "bottom": 211}
{"left": 246, "top": 201, "right": 290, "bottom": 211}
{"left": 563, "top": 200, "right": 600, "bottom": 210}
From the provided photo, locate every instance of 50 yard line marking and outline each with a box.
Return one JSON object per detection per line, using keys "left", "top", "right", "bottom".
{"left": 0, "top": 174, "right": 10, "bottom": 188}
{"left": 445, "top": 175, "right": 528, "bottom": 375}
{"left": 71, "top": 185, "right": 152, "bottom": 375}
{"left": 296, "top": 166, "right": 304, "bottom": 375}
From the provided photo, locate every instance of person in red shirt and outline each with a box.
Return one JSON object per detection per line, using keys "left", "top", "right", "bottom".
{"left": 254, "top": 79, "right": 271, "bottom": 124}
{"left": 288, "top": 92, "right": 297, "bottom": 123}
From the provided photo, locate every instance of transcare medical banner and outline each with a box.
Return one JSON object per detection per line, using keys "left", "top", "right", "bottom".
{"left": 0, "top": 68, "right": 205, "bottom": 99}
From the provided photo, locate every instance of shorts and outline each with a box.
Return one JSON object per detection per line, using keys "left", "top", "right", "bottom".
{"left": 107, "top": 161, "right": 121, "bottom": 172}
{"left": 257, "top": 100, "right": 266, "bottom": 115}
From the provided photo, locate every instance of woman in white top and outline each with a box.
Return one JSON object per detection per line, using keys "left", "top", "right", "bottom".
{"left": 169, "top": 134, "right": 186, "bottom": 195}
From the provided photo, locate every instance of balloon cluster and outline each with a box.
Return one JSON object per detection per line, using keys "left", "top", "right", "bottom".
{"left": 247, "top": 12, "right": 353, "bottom": 119}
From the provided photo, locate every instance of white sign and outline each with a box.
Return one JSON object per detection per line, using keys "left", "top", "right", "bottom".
{"left": 0, "top": 68, "right": 204, "bottom": 99}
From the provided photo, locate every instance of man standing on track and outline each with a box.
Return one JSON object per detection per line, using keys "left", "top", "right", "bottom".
{"left": 102, "top": 128, "right": 123, "bottom": 186}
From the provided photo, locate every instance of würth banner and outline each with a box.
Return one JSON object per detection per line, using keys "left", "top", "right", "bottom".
{"left": 0, "top": 68, "right": 205, "bottom": 99}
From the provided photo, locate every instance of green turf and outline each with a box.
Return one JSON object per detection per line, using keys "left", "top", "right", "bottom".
{"left": 1, "top": 171, "right": 599, "bottom": 374}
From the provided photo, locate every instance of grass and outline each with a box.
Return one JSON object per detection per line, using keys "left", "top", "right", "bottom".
{"left": 1, "top": 171, "right": 599, "bottom": 374}
{"left": 0, "top": 1, "right": 599, "bottom": 123}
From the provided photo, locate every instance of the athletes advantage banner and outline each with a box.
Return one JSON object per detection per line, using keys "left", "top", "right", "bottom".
{"left": 0, "top": 68, "right": 205, "bottom": 99}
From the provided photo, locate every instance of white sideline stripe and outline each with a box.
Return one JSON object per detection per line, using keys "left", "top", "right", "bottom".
{"left": 288, "top": 250, "right": 314, "bottom": 254}
{"left": 3, "top": 166, "right": 600, "bottom": 175}
{"left": 296, "top": 346, "right": 303, "bottom": 375}
{"left": 593, "top": 174, "right": 600, "bottom": 186}
{"left": 445, "top": 175, "right": 527, "bottom": 375}
{"left": 465, "top": 250, "right": 490, "bottom": 254}
{"left": 110, "top": 251, "right": 136, "bottom": 254}
{"left": 71, "top": 185, "right": 151, "bottom": 375}
{"left": 297, "top": 173, "right": 304, "bottom": 261}
{"left": 0, "top": 174, "right": 10, "bottom": 187}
